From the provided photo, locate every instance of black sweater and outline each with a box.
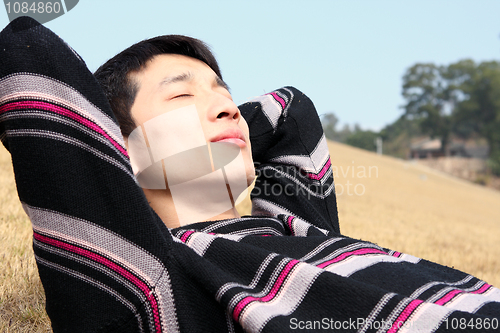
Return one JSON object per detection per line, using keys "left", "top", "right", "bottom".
{"left": 1, "top": 17, "right": 499, "bottom": 333}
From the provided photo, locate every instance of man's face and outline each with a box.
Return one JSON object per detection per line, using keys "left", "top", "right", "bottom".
{"left": 129, "top": 53, "right": 255, "bottom": 189}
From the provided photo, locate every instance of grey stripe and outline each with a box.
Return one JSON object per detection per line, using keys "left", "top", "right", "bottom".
{"left": 200, "top": 216, "right": 283, "bottom": 233}
{"left": 309, "top": 242, "right": 381, "bottom": 266}
{"left": 0, "top": 73, "right": 124, "bottom": 146}
{"left": 1, "top": 111, "right": 129, "bottom": 164}
{"left": 256, "top": 165, "right": 335, "bottom": 198}
{"left": 228, "top": 227, "right": 284, "bottom": 236}
{"left": 249, "top": 94, "right": 282, "bottom": 130}
{"left": 426, "top": 280, "right": 483, "bottom": 303}
{"left": 241, "top": 262, "right": 322, "bottom": 333}
{"left": 270, "top": 135, "right": 330, "bottom": 175}
{"left": 24, "top": 204, "right": 180, "bottom": 333}
{"left": 410, "top": 275, "right": 473, "bottom": 300}
{"left": 300, "top": 238, "right": 345, "bottom": 261}
{"left": 6, "top": 129, "right": 136, "bottom": 183}
{"left": 228, "top": 257, "right": 290, "bottom": 311}
{"left": 378, "top": 297, "right": 414, "bottom": 333}
{"left": 35, "top": 255, "right": 145, "bottom": 333}
{"left": 397, "top": 303, "right": 452, "bottom": 333}
{"left": 216, "top": 253, "right": 279, "bottom": 301}
{"left": 357, "top": 293, "right": 397, "bottom": 333}
{"left": 34, "top": 239, "right": 153, "bottom": 323}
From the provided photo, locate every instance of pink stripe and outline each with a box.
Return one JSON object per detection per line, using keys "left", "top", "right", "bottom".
{"left": 307, "top": 159, "right": 331, "bottom": 180}
{"left": 435, "top": 283, "right": 492, "bottom": 306}
{"left": 269, "top": 92, "right": 286, "bottom": 110}
{"left": 435, "top": 289, "right": 463, "bottom": 306}
{"left": 317, "top": 248, "right": 386, "bottom": 269}
{"left": 180, "top": 230, "right": 195, "bottom": 243}
{"left": 387, "top": 299, "right": 423, "bottom": 333}
{"left": 34, "top": 232, "right": 162, "bottom": 332}
{"left": 0, "top": 101, "right": 128, "bottom": 158}
{"left": 232, "top": 259, "right": 299, "bottom": 321}
{"left": 287, "top": 216, "right": 294, "bottom": 235}
{"left": 472, "top": 283, "right": 491, "bottom": 294}
{"left": 392, "top": 252, "right": 401, "bottom": 258}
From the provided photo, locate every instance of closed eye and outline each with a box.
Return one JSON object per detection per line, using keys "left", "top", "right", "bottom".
{"left": 172, "top": 94, "right": 192, "bottom": 99}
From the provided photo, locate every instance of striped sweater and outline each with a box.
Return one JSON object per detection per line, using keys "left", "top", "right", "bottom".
{"left": 1, "top": 17, "right": 499, "bottom": 333}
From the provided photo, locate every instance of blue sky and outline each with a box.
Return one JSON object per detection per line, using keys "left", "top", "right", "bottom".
{"left": 1, "top": 0, "right": 499, "bottom": 130}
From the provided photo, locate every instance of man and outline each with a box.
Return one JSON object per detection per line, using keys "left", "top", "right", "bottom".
{"left": 95, "top": 40, "right": 256, "bottom": 227}
{"left": 1, "top": 17, "right": 499, "bottom": 333}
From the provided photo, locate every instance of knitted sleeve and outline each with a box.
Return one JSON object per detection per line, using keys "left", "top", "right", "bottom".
{"left": 239, "top": 87, "right": 340, "bottom": 234}
{"left": 0, "top": 17, "right": 178, "bottom": 332}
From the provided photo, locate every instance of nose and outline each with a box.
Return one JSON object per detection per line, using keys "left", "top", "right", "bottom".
{"left": 206, "top": 91, "right": 241, "bottom": 123}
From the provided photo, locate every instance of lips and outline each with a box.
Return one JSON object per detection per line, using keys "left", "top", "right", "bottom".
{"left": 210, "top": 128, "right": 247, "bottom": 148}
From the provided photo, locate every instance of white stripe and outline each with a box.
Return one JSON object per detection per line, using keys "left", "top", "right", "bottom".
{"left": 270, "top": 135, "right": 330, "bottom": 174}
{"left": 397, "top": 302, "right": 452, "bottom": 333}
{"left": 400, "top": 253, "right": 420, "bottom": 263}
{"left": 249, "top": 94, "right": 282, "bottom": 129}
{"left": 185, "top": 232, "right": 216, "bottom": 256}
{"left": 445, "top": 286, "right": 500, "bottom": 313}
{"left": 251, "top": 199, "right": 330, "bottom": 235}
{"left": 240, "top": 262, "right": 323, "bottom": 333}
{"left": 325, "top": 254, "right": 404, "bottom": 277}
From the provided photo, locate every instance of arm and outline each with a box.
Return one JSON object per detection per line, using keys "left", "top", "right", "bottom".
{"left": 239, "top": 87, "right": 340, "bottom": 234}
{"left": 0, "top": 17, "right": 176, "bottom": 332}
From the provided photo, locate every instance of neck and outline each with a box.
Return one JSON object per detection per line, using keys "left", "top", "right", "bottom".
{"left": 143, "top": 188, "right": 241, "bottom": 228}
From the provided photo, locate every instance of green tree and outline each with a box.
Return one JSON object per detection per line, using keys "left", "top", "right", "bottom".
{"left": 401, "top": 59, "right": 500, "bottom": 174}
{"left": 401, "top": 63, "right": 452, "bottom": 151}
{"left": 345, "top": 129, "right": 379, "bottom": 152}
{"left": 321, "top": 112, "right": 354, "bottom": 142}
{"left": 379, "top": 115, "right": 422, "bottom": 158}
{"left": 321, "top": 113, "right": 339, "bottom": 141}
{"left": 453, "top": 61, "right": 500, "bottom": 174}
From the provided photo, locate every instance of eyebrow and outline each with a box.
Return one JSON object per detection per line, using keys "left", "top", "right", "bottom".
{"left": 159, "top": 72, "right": 192, "bottom": 88}
{"left": 215, "top": 76, "right": 230, "bottom": 92}
{"left": 158, "top": 71, "right": 230, "bottom": 92}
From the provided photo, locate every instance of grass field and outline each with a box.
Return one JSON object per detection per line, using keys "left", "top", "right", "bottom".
{"left": 1, "top": 140, "right": 500, "bottom": 331}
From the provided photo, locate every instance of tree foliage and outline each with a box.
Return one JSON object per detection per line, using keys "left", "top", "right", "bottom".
{"left": 321, "top": 113, "right": 379, "bottom": 152}
{"left": 401, "top": 59, "right": 500, "bottom": 174}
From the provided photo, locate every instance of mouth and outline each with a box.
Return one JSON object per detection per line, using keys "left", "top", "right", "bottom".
{"left": 210, "top": 128, "right": 247, "bottom": 148}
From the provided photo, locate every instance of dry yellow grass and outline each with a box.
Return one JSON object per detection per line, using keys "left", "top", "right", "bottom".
{"left": 328, "top": 140, "right": 500, "bottom": 286}
{"left": 0, "top": 145, "right": 51, "bottom": 332}
{"left": 1, "top": 140, "right": 499, "bottom": 331}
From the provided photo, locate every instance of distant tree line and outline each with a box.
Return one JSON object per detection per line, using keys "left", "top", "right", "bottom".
{"left": 321, "top": 59, "right": 500, "bottom": 175}
{"left": 321, "top": 113, "right": 380, "bottom": 153}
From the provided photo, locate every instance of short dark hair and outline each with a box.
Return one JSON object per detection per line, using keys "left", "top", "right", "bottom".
{"left": 94, "top": 35, "right": 223, "bottom": 137}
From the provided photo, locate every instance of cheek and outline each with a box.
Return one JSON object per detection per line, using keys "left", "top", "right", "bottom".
{"left": 240, "top": 119, "right": 250, "bottom": 139}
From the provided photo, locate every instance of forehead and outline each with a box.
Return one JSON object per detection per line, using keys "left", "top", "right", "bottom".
{"left": 131, "top": 54, "right": 216, "bottom": 87}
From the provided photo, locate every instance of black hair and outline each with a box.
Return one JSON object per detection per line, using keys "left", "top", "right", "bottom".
{"left": 94, "top": 35, "right": 222, "bottom": 137}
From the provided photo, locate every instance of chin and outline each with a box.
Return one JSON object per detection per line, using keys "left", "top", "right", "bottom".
{"left": 246, "top": 164, "right": 256, "bottom": 187}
